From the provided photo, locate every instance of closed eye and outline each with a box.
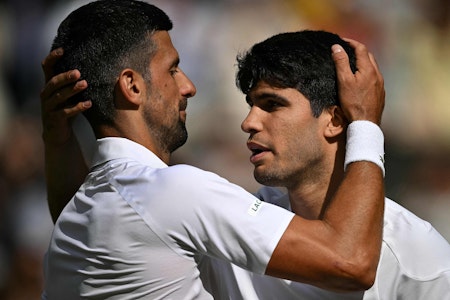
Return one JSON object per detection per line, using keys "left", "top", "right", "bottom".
{"left": 170, "top": 67, "right": 180, "bottom": 76}
{"left": 169, "top": 57, "right": 181, "bottom": 76}
{"left": 247, "top": 92, "right": 288, "bottom": 112}
{"left": 255, "top": 98, "right": 284, "bottom": 112}
{"left": 263, "top": 100, "right": 281, "bottom": 111}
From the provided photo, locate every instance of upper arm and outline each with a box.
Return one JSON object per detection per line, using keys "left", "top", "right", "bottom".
{"left": 266, "top": 216, "right": 357, "bottom": 290}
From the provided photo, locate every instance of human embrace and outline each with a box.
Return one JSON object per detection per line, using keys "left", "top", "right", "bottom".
{"left": 39, "top": 0, "right": 449, "bottom": 299}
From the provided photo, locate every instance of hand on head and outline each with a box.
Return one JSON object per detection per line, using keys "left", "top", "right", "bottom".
{"left": 40, "top": 48, "right": 91, "bottom": 147}
{"left": 332, "top": 39, "right": 385, "bottom": 125}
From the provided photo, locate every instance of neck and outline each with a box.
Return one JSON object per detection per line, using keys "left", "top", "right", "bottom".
{"left": 287, "top": 144, "right": 345, "bottom": 220}
{"left": 95, "top": 122, "right": 171, "bottom": 165}
{"left": 288, "top": 177, "right": 333, "bottom": 220}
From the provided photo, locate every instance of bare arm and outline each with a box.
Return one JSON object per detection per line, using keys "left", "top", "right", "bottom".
{"left": 266, "top": 39, "right": 385, "bottom": 291}
{"left": 40, "top": 48, "right": 91, "bottom": 223}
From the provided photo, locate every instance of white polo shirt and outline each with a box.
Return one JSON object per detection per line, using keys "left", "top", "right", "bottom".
{"left": 42, "top": 137, "right": 295, "bottom": 299}
{"left": 207, "top": 187, "right": 450, "bottom": 300}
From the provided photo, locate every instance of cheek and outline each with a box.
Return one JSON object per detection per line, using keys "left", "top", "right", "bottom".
{"left": 280, "top": 123, "right": 321, "bottom": 156}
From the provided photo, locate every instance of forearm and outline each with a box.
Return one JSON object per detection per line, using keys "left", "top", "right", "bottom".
{"left": 45, "top": 132, "right": 88, "bottom": 223}
{"left": 321, "top": 161, "right": 384, "bottom": 284}
{"left": 318, "top": 121, "right": 385, "bottom": 283}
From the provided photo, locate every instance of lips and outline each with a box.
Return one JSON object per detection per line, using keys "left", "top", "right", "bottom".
{"left": 247, "top": 141, "right": 270, "bottom": 164}
{"left": 179, "top": 99, "right": 187, "bottom": 111}
{"left": 179, "top": 100, "right": 188, "bottom": 122}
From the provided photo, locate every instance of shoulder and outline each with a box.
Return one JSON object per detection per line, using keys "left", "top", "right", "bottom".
{"left": 154, "top": 164, "right": 248, "bottom": 196}
{"left": 381, "top": 198, "right": 450, "bottom": 278}
{"left": 112, "top": 162, "right": 232, "bottom": 193}
{"left": 158, "top": 164, "right": 226, "bottom": 183}
{"left": 111, "top": 163, "right": 257, "bottom": 214}
{"left": 383, "top": 198, "right": 447, "bottom": 246}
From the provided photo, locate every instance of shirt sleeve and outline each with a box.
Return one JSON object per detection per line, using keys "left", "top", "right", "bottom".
{"left": 115, "top": 164, "right": 295, "bottom": 275}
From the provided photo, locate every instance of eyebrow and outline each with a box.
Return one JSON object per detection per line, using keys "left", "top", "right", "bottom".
{"left": 246, "top": 92, "right": 289, "bottom": 104}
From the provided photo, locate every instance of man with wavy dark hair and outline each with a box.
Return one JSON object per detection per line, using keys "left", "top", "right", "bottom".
{"left": 208, "top": 29, "right": 449, "bottom": 299}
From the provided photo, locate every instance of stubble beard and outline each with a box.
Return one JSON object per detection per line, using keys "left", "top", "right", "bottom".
{"left": 144, "top": 110, "right": 188, "bottom": 154}
{"left": 253, "top": 154, "right": 323, "bottom": 189}
{"left": 167, "top": 120, "right": 188, "bottom": 153}
{"left": 155, "top": 119, "right": 187, "bottom": 154}
{"left": 253, "top": 164, "right": 288, "bottom": 187}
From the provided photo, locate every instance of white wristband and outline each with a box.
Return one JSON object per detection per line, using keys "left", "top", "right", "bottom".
{"left": 345, "top": 120, "right": 385, "bottom": 176}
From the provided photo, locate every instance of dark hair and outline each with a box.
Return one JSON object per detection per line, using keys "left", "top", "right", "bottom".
{"left": 51, "top": 0, "right": 173, "bottom": 126}
{"left": 236, "top": 30, "right": 356, "bottom": 117}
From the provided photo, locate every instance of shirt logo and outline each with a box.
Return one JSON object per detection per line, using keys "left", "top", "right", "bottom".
{"left": 248, "top": 198, "right": 263, "bottom": 216}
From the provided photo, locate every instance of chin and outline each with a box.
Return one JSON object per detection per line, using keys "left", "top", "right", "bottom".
{"left": 254, "top": 163, "right": 290, "bottom": 186}
{"left": 254, "top": 172, "right": 279, "bottom": 186}
{"left": 168, "top": 130, "right": 188, "bottom": 153}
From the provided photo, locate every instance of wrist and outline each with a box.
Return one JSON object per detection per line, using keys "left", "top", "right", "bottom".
{"left": 344, "top": 120, "right": 385, "bottom": 176}
{"left": 42, "top": 129, "right": 75, "bottom": 150}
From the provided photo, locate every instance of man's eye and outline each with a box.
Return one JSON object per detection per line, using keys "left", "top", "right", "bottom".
{"left": 263, "top": 100, "right": 280, "bottom": 111}
{"left": 170, "top": 68, "right": 179, "bottom": 76}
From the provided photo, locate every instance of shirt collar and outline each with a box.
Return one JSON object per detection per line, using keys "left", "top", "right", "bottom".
{"left": 91, "top": 137, "right": 168, "bottom": 169}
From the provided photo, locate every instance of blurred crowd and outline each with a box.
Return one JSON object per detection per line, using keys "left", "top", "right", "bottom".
{"left": 0, "top": 0, "right": 449, "bottom": 298}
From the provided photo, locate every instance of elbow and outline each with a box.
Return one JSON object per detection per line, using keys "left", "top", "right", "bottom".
{"left": 346, "top": 263, "right": 377, "bottom": 291}
{"left": 335, "top": 252, "right": 379, "bottom": 291}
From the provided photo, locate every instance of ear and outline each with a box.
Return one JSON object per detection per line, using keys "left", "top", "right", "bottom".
{"left": 116, "top": 68, "right": 145, "bottom": 107}
{"left": 323, "top": 105, "right": 346, "bottom": 138}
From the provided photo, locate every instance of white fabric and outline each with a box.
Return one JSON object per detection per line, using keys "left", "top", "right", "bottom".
{"left": 345, "top": 121, "right": 385, "bottom": 176}
{"left": 206, "top": 187, "right": 450, "bottom": 299}
{"left": 42, "top": 137, "right": 295, "bottom": 300}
